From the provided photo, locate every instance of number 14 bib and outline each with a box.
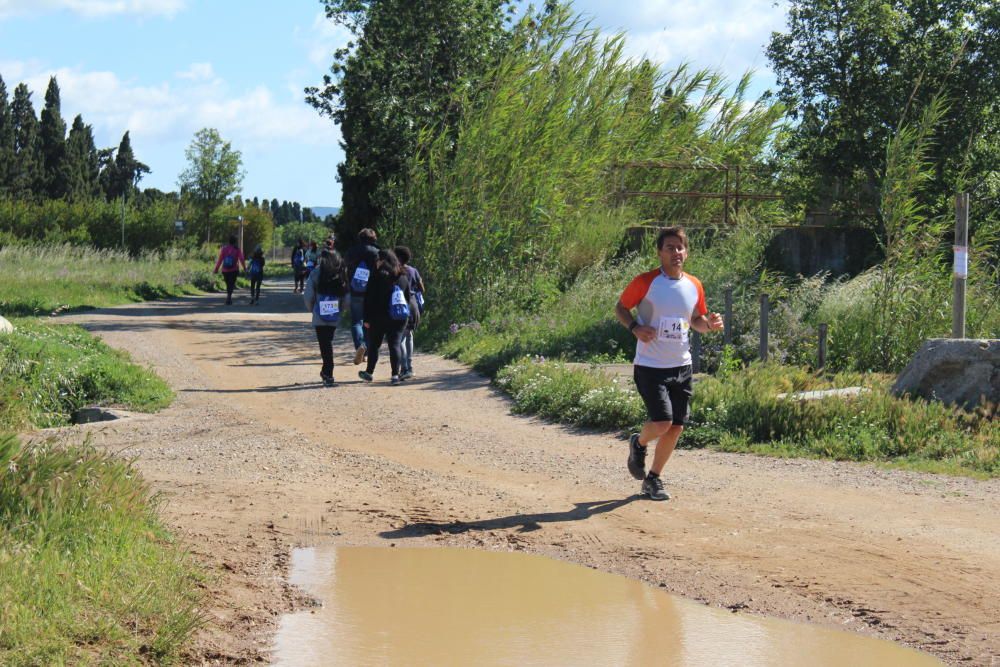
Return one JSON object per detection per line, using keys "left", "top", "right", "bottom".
{"left": 657, "top": 316, "right": 689, "bottom": 346}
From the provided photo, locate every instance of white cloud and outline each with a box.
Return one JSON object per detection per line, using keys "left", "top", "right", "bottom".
{"left": 577, "top": 0, "right": 787, "bottom": 92}
{"left": 0, "top": 0, "right": 185, "bottom": 20}
{"left": 3, "top": 60, "right": 339, "bottom": 150}
{"left": 176, "top": 62, "right": 215, "bottom": 81}
{"left": 301, "top": 10, "right": 353, "bottom": 70}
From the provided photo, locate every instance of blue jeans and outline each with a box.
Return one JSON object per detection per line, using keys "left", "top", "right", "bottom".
{"left": 349, "top": 295, "right": 366, "bottom": 350}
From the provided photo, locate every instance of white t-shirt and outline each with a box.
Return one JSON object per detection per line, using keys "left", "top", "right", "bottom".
{"left": 619, "top": 269, "right": 707, "bottom": 369}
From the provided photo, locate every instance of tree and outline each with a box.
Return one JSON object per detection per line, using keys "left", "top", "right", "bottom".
{"left": 766, "top": 0, "right": 1000, "bottom": 220}
{"left": 177, "top": 128, "right": 245, "bottom": 243}
{"left": 101, "top": 131, "right": 149, "bottom": 201}
{"left": 305, "top": 0, "right": 514, "bottom": 236}
{"left": 0, "top": 76, "right": 14, "bottom": 196}
{"left": 64, "top": 115, "right": 101, "bottom": 200}
{"left": 39, "top": 76, "right": 68, "bottom": 199}
{"left": 10, "top": 83, "right": 43, "bottom": 199}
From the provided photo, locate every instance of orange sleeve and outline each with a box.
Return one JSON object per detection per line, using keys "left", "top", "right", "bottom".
{"left": 619, "top": 269, "right": 658, "bottom": 309}
{"left": 687, "top": 274, "right": 708, "bottom": 317}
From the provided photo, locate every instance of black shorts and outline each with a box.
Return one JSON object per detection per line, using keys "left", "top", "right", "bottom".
{"left": 633, "top": 364, "right": 693, "bottom": 425}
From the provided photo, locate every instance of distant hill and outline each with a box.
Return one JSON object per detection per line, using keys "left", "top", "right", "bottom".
{"left": 309, "top": 206, "right": 340, "bottom": 219}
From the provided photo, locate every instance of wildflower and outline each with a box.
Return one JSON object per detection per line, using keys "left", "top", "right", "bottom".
{"left": 449, "top": 323, "right": 460, "bottom": 334}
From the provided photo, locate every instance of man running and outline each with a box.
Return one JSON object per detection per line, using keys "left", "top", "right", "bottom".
{"left": 614, "top": 226, "right": 723, "bottom": 501}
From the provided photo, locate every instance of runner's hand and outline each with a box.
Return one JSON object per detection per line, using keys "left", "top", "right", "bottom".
{"left": 633, "top": 325, "right": 656, "bottom": 343}
{"left": 707, "top": 312, "right": 724, "bottom": 331}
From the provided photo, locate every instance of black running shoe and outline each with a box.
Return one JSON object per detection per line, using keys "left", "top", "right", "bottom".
{"left": 641, "top": 473, "right": 670, "bottom": 501}
{"left": 321, "top": 373, "right": 335, "bottom": 387}
{"left": 627, "top": 433, "right": 647, "bottom": 480}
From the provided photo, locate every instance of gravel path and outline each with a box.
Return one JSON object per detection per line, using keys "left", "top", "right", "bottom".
{"left": 38, "top": 281, "right": 1000, "bottom": 665}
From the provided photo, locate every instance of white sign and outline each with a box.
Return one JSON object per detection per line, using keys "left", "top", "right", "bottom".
{"left": 953, "top": 246, "right": 968, "bottom": 278}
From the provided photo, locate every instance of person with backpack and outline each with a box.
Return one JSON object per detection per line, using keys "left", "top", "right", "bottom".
{"left": 213, "top": 235, "right": 246, "bottom": 306}
{"left": 394, "top": 245, "right": 425, "bottom": 380}
{"left": 304, "top": 249, "right": 348, "bottom": 387}
{"left": 247, "top": 245, "right": 266, "bottom": 305}
{"left": 345, "top": 228, "right": 380, "bottom": 366}
{"left": 291, "top": 239, "right": 307, "bottom": 293}
{"left": 358, "top": 248, "right": 410, "bottom": 386}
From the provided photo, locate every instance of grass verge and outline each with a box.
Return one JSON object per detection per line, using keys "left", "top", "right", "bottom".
{"left": 0, "top": 435, "right": 203, "bottom": 665}
{"left": 496, "top": 358, "right": 998, "bottom": 478}
{"left": 0, "top": 243, "right": 234, "bottom": 317}
{"left": 0, "top": 318, "right": 172, "bottom": 431}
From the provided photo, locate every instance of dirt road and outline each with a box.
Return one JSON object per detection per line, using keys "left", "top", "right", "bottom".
{"left": 51, "top": 283, "right": 998, "bottom": 665}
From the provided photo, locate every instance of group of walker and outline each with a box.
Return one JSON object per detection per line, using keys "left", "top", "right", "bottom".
{"left": 216, "top": 223, "right": 723, "bottom": 502}
{"left": 304, "top": 228, "right": 424, "bottom": 387}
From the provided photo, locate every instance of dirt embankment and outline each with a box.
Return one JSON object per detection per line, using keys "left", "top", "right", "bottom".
{"left": 45, "top": 285, "right": 999, "bottom": 665}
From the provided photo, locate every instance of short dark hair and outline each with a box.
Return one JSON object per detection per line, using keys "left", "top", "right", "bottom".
{"left": 358, "top": 228, "right": 377, "bottom": 244}
{"left": 656, "top": 226, "right": 688, "bottom": 250}
{"left": 394, "top": 245, "right": 411, "bottom": 265}
{"left": 228, "top": 235, "right": 238, "bottom": 246}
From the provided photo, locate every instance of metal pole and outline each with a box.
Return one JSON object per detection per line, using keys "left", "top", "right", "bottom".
{"left": 120, "top": 194, "right": 125, "bottom": 249}
{"left": 818, "top": 323, "right": 828, "bottom": 370}
{"left": 238, "top": 216, "right": 244, "bottom": 256}
{"left": 952, "top": 193, "right": 969, "bottom": 339}
{"left": 759, "top": 293, "right": 769, "bottom": 362}
{"left": 724, "top": 287, "right": 733, "bottom": 346}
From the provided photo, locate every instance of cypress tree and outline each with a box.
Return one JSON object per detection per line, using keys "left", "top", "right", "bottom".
{"left": 0, "top": 75, "right": 14, "bottom": 196}
{"left": 39, "top": 76, "right": 69, "bottom": 199}
{"left": 101, "top": 131, "right": 149, "bottom": 201}
{"left": 65, "top": 114, "right": 101, "bottom": 200}
{"left": 10, "top": 83, "right": 43, "bottom": 199}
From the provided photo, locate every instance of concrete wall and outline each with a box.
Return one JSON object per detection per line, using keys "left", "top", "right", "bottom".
{"left": 764, "top": 226, "right": 882, "bottom": 277}
{"left": 623, "top": 225, "right": 882, "bottom": 279}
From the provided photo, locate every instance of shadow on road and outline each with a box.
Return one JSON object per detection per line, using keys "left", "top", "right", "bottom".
{"left": 379, "top": 497, "right": 642, "bottom": 539}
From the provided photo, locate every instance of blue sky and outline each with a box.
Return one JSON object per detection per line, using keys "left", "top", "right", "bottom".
{"left": 0, "top": 0, "right": 787, "bottom": 208}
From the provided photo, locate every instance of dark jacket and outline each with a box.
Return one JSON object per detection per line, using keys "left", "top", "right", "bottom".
{"left": 364, "top": 268, "right": 410, "bottom": 331}
{"left": 345, "top": 242, "right": 380, "bottom": 296}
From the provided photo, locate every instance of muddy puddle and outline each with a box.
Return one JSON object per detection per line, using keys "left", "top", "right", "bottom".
{"left": 272, "top": 546, "right": 940, "bottom": 666}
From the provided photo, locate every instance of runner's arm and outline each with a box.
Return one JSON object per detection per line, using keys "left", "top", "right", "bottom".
{"left": 690, "top": 311, "right": 724, "bottom": 333}
{"left": 615, "top": 300, "right": 656, "bottom": 343}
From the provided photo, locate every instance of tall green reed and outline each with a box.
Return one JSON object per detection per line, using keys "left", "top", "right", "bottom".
{"left": 385, "top": 6, "right": 785, "bottom": 329}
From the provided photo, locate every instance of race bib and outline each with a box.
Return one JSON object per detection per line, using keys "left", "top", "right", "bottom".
{"left": 354, "top": 267, "right": 370, "bottom": 282}
{"left": 319, "top": 299, "right": 339, "bottom": 317}
{"left": 390, "top": 287, "right": 407, "bottom": 306}
{"left": 657, "top": 316, "right": 689, "bottom": 344}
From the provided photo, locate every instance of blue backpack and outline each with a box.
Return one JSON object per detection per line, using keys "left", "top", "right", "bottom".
{"left": 414, "top": 290, "right": 425, "bottom": 314}
{"left": 248, "top": 258, "right": 263, "bottom": 278}
{"left": 222, "top": 255, "right": 235, "bottom": 270}
{"left": 314, "top": 295, "right": 341, "bottom": 323}
{"left": 351, "top": 260, "right": 370, "bottom": 293}
{"left": 389, "top": 283, "right": 410, "bottom": 321}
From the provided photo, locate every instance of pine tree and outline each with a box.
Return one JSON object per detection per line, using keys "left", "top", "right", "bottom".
{"left": 0, "top": 76, "right": 15, "bottom": 196}
{"left": 65, "top": 115, "right": 101, "bottom": 200}
{"left": 39, "top": 76, "right": 69, "bottom": 199}
{"left": 10, "top": 83, "right": 43, "bottom": 199}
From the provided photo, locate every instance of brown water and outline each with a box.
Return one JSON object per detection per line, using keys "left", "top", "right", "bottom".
{"left": 272, "top": 546, "right": 941, "bottom": 666}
